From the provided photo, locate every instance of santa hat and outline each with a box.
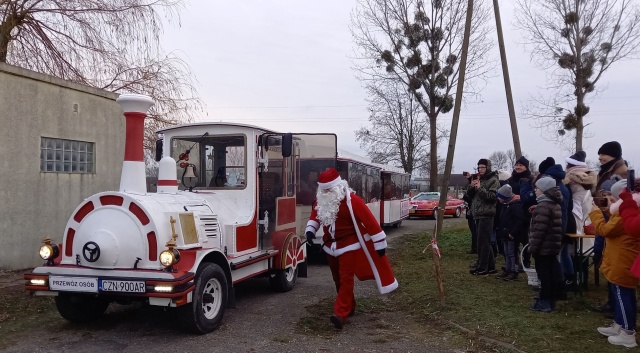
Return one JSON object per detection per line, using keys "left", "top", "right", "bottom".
{"left": 538, "top": 157, "right": 555, "bottom": 174}
{"left": 598, "top": 141, "right": 622, "bottom": 159}
{"left": 566, "top": 151, "right": 587, "bottom": 167}
{"left": 317, "top": 168, "right": 343, "bottom": 190}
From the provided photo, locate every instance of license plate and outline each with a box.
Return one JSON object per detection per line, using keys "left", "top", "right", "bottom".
{"left": 409, "top": 209, "right": 415, "bottom": 213}
{"left": 100, "top": 280, "right": 146, "bottom": 293}
{"left": 49, "top": 276, "right": 98, "bottom": 293}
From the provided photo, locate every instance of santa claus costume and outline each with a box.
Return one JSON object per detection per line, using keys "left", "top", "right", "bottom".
{"left": 305, "top": 168, "right": 398, "bottom": 329}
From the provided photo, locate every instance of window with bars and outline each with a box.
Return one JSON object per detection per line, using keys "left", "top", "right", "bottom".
{"left": 40, "top": 138, "right": 95, "bottom": 173}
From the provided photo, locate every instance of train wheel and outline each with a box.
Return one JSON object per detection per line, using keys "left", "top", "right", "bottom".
{"left": 270, "top": 235, "right": 301, "bottom": 292}
{"left": 178, "top": 263, "right": 228, "bottom": 334}
{"left": 55, "top": 293, "right": 109, "bottom": 323}
{"left": 454, "top": 207, "right": 462, "bottom": 218}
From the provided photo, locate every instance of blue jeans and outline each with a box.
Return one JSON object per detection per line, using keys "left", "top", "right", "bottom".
{"left": 559, "top": 244, "right": 574, "bottom": 277}
{"left": 504, "top": 240, "right": 517, "bottom": 273}
{"left": 612, "top": 284, "right": 637, "bottom": 331}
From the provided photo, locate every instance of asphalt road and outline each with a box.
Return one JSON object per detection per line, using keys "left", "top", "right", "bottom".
{"left": 2, "top": 217, "right": 465, "bottom": 353}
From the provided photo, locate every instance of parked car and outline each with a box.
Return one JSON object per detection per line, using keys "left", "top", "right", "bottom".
{"left": 408, "top": 192, "right": 465, "bottom": 219}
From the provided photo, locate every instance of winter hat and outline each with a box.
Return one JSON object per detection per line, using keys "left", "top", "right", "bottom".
{"left": 535, "top": 176, "right": 556, "bottom": 192}
{"left": 498, "top": 170, "right": 511, "bottom": 181}
{"left": 317, "top": 168, "right": 343, "bottom": 190}
{"left": 538, "top": 157, "right": 555, "bottom": 174}
{"left": 598, "top": 141, "right": 622, "bottom": 159}
{"left": 600, "top": 176, "right": 622, "bottom": 193}
{"left": 566, "top": 151, "right": 587, "bottom": 167}
{"left": 515, "top": 156, "right": 530, "bottom": 169}
{"left": 497, "top": 184, "right": 514, "bottom": 200}
{"left": 610, "top": 180, "right": 627, "bottom": 201}
{"left": 478, "top": 158, "right": 490, "bottom": 167}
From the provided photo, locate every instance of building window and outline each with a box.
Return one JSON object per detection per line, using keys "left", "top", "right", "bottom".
{"left": 40, "top": 138, "right": 95, "bottom": 173}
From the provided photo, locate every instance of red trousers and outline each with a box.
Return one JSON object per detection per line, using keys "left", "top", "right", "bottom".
{"left": 327, "top": 250, "right": 356, "bottom": 319}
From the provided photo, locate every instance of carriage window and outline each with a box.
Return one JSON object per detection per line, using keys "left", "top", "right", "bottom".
{"left": 171, "top": 135, "right": 246, "bottom": 189}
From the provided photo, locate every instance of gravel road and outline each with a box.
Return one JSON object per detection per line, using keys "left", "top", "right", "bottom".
{"left": 1, "top": 218, "right": 467, "bottom": 353}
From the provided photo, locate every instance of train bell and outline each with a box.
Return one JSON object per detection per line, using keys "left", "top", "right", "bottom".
{"left": 183, "top": 164, "right": 198, "bottom": 192}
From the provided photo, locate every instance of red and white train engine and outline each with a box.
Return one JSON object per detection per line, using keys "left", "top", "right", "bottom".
{"left": 25, "top": 94, "right": 335, "bottom": 333}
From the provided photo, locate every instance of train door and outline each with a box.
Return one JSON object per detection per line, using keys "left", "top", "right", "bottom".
{"left": 258, "top": 133, "right": 337, "bottom": 247}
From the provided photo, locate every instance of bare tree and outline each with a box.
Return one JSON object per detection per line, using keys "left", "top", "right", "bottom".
{"left": 419, "top": 153, "right": 447, "bottom": 185}
{"left": 489, "top": 150, "right": 509, "bottom": 170}
{"left": 516, "top": 0, "right": 640, "bottom": 151}
{"left": 352, "top": 0, "right": 494, "bottom": 191}
{"left": 356, "top": 80, "right": 444, "bottom": 174}
{"left": 491, "top": 148, "right": 537, "bottom": 172}
{"left": 0, "top": 0, "right": 202, "bottom": 151}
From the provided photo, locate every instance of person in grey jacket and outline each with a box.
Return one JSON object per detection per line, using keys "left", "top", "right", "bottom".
{"left": 466, "top": 158, "right": 500, "bottom": 276}
{"left": 529, "top": 176, "right": 563, "bottom": 313}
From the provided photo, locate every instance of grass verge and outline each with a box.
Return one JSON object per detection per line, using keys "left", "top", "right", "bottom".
{"left": 391, "top": 222, "right": 620, "bottom": 353}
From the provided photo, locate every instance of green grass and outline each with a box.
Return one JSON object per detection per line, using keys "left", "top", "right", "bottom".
{"left": 0, "top": 285, "right": 59, "bottom": 349}
{"left": 390, "top": 222, "right": 623, "bottom": 353}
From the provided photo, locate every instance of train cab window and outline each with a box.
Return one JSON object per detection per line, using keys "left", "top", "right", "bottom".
{"left": 171, "top": 135, "right": 246, "bottom": 190}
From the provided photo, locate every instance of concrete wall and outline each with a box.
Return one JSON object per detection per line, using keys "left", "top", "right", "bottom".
{"left": 0, "top": 63, "right": 124, "bottom": 269}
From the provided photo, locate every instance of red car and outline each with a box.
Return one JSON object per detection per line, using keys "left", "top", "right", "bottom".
{"left": 408, "top": 192, "right": 465, "bottom": 218}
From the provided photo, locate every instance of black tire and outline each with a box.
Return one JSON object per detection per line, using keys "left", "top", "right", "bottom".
{"left": 269, "top": 266, "right": 298, "bottom": 292}
{"left": 178, "top": 263, "right": 228, "bottom": 334}
{"left": 393, "top": 221, "right": 402, "bottom": 228}
{"left": 453, "top": 207, "right": 462, "bottom": 218}
{"left": 55, "top": 293, "right": 109, "bottom": 323}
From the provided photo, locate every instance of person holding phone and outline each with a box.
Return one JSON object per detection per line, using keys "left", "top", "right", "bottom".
{"left": 590, "top": 179, "right": 640, "bottom": 348}
{"left": 466, "top": 159, "right": 500, "bottom": 276}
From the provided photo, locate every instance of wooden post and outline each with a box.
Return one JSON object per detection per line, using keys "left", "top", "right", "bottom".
{"left": 434, "top": 0, "right": 475, "bottom": 303}
{"left": 493, "top": 0, "right": 522, "bottom": 158}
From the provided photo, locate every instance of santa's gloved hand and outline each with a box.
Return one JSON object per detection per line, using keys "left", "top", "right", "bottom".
{"left": 376, "top": 248, "right": 386, "bottom": 257}
{"left": 305, "top": 231, "right": 316, "bottom": 244}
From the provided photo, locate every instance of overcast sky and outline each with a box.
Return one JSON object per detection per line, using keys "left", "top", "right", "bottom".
{"left": 160, "top": 0, "right": 640, "bottom": 174}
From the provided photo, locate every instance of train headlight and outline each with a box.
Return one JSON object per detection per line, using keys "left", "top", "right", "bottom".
{"left": 159, "top": 249, "right": 180, "bottom": 267}
{"left": 39, "top": 236, "right": 59, "bottom": 262}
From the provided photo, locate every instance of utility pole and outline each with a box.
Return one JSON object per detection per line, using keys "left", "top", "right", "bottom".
{"left": 434, "top": 0, "right": 474, "bottom": 303}
{"left": 493, "top": 0, "right": 522, "bottom": 158}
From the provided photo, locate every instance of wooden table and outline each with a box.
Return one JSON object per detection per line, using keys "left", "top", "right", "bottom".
{"left": 567, "top": 233, "right": 597, "bottom": 292}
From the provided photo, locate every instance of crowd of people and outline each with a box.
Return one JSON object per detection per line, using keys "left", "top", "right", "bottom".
{"left": 464, "top": 141, "right": 640, "bottom": 348}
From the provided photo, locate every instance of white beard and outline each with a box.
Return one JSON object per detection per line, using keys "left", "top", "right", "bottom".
{"left": 315, "top": 185, "right": 345, "bottom": 226}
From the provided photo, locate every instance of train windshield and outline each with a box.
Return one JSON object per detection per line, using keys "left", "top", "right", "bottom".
{"left": 171, "top": 134, "right": 247, "bottom": 189}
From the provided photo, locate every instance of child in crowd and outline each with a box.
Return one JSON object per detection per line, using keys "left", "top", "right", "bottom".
{"left": 528, "top": 176, "right": 563, "bottom": 312}
{"left": 495, "top": 184, "right": 524, "bottom": 281}
{"left": 590, "top": 180, "right": 639, "bottom": 348}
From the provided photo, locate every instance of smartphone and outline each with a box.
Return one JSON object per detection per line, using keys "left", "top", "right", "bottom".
{"left": 594, "top": 197, "right": 608, "bottom": 208}
{"left": 629, "top": 169, "right": 636, "bottom": 193}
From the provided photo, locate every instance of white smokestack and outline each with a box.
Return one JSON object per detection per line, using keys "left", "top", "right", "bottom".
{"left": 157, "top": 156, "right": 178, "bottom": 194}
{"left": 116, "top": 94, "right": 154, "bottom": 195}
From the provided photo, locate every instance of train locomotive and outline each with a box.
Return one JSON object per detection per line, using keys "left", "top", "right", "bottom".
{"left": 24, "top": 94, "right": 337, "bottom": 334}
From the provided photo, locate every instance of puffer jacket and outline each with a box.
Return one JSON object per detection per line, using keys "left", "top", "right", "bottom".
{"left": 541, "top": 164, "right": 571, "bottom": 234}
{"left": 529, "top": 187, "right": 563, "bottom": 256}
{"left": 590, "top": 206, "right": 640, "bottom": 288}
{"left": 465, "top": 167, "right": 500, "bottom": 220}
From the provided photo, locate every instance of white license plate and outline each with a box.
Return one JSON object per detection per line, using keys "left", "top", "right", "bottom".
{"left": 100, "top": 280, "right": 146, "bottom": 293}
{"left": 49, "top": 276, "right": 98, "bottom": 293}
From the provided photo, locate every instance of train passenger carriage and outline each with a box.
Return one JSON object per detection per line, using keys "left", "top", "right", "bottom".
{"left": 297, "top": 152, "right": 411, "bottom": 246}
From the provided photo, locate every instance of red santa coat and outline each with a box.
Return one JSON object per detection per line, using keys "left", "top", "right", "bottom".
{"left": 306, "top": 192, "right": 398, "bottom": 294}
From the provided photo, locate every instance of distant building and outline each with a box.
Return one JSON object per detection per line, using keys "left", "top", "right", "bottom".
{"left": 0, "top": 63, "right": 124, "bottom": 269}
